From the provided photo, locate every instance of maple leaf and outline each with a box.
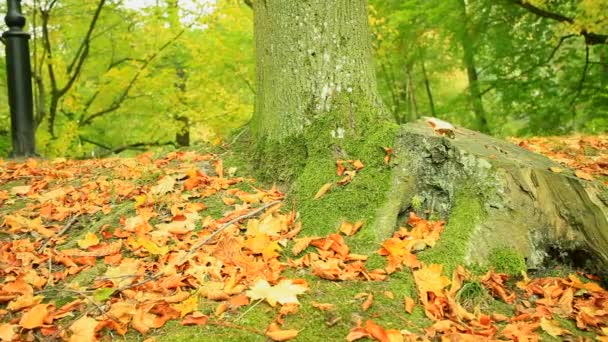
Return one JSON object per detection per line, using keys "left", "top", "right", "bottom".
{"left": 68, "top": 316, "right": 98, "bottom": 342}
{"left": 311, "top": 302, "right": 335, "bottom": 311}
{"left": 574, "top": 170, "right": 594, "bottom": 181}
{"left": 107, "top": 301, "right": 137, "bottom": 324}
{"left": 246, "top": 279, "right": 307, "bottom": 307}
{"left": 339, "top": 221, "right": 364, "bottom": 236}
{"left": 151, "top": 175, "right": 177, "bottom": 195}
{"left": 413, "top": 264, "right": 450, "bottom": 312}
{"left": 129, "top": 236, "right": 169, "bottom": 255}
{"left": 19, "top": 303, "right": 52, "bottom": 329}
{"left": 171, "top": 295, "right": 199, "bottom": 318}
{"left": 404, "top": 296, "right": 415, "bottom": 314}
{"left": 104, "top": 258, "right": 143, "bottom": 288}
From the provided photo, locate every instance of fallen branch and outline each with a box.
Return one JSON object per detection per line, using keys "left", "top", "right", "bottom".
{"left": 38, "top": 214, "right": 80, "bottom": 253}
{"left": 180, "top": 200, "right": 282, "bottom": 263}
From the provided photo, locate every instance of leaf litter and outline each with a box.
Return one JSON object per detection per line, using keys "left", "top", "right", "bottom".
{"left": 0, "top": 147, "right": 606, "bottom": 341}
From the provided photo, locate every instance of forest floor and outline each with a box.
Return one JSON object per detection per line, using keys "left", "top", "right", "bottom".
{"left": 0, "top": 134, "right": 606, "bottom": 342}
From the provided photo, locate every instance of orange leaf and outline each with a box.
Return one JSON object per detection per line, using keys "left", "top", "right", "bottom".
{"left": 574, "top": 170, "right": 594, "bottom": 181}
{"left": 19, "top": 303, "right": 52, "bottom": 329}
{"left": 361, "top": 294, "right": 374, "bottom": 311}
{"left": 404, "top": 296, "right": 415, "bottom": 314}
{"left": 266, "top": 322, "right": 299, "bottom": 341}
{"left": 311, "top": 302, "right": 334, "bottom": 311}
{"left": 365, "top": 320, "right": 389, "bottom": 342}
{"left": 180, "top": 312, "right": 209, "bottom": 326}
{"left": 352, "top": 160, "right": 365, "bottom": 171}
{"left": 68, "top": 316, "right": 98, "bottom": 342}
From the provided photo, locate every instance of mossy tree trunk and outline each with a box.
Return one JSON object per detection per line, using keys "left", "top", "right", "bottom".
{"left": 250, "top": 0, "right": 608, "bottom": 272}
{"left": 252, "top": 0, "right": 388, "bottom": 143}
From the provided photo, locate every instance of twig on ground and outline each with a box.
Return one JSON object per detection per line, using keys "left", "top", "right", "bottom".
{"left": 38, "top": 214, "right": 80, "bottom": 252}
{"left": 235, "top": 298, "right": 263, "bottom": 322}
{"left": 179, "top": 200, "right": 281, "bottom": 264}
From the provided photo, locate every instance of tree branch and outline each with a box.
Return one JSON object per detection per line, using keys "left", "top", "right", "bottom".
{"left": 507, "top": 0, "right": 607, "bottom": 45}
{"left": 80, "top": 136, "right": 177, "bottom": 156}
{"left": 570, "top": 45, "right": 590, "bottom": 109}
{"left": 80, "top": 27, "right": 189, "bottom": 126}
{"left": 63, "top": 0, "right": 106, "bottom": 92}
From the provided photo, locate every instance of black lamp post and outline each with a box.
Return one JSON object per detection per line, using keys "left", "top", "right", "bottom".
{"left": 3, "top": 0, "right": 35, "bottom": 157}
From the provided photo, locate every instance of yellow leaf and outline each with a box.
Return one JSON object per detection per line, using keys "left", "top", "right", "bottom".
{"left": 540, "top": 317, "right": 570, "bottom": 337}
{"left": 548, "top": 166, "right": 563, "bottom": 173}
{"left": 69, "top": 316, "right": 98, "bottom": 342}
{"left": 77, "top": 233, "right": 100, "bottom": 249}
{"left": 0, "top": 324, "right": 18, "bottom": 341}
{"left": 129, "top": 236, "right": 169, "bottom": 255}
{"left": 246, "top": 279, "right": 307, "bottom": 307}
{"left": 574, "top": 170, "right": 594, "bottom": 181}
{"left": 151, "top": 176, "right": 176, "bottom": 195}
{"left": 172, "top": 295, "right": 199, "bottom": 318}
{"left": 314, "top": 183, "right": 333, "bottom": 199}
{"left": 104, "top": 258, "right": 142, "bottom": 288}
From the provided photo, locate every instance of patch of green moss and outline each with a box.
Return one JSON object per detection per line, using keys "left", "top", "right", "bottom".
{"left": 151, "top": 269, "right": 426, "bottom": 342}
{"left": 292, "top": 121, "right": 398, "bottom": 252}
{"left": 488, "top": 247, "right": 527, "bottom": 275}
{"left": 253, "top": 135, "right": 308, "bottom": 184}
{"left": 419, "top": 191, "right": 485, "bottom": 275}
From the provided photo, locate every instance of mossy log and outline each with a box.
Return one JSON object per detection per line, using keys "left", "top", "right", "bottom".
{"left": 379, "top": 120, "right": 608, "bottom": 272}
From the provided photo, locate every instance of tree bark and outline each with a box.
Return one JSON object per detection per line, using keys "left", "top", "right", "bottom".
{"left": 458, "top": 0, "right": 489, "bottom": 133}
{"left": 421, "top": 61, "right": 436, "bottom": 116}
{"left": 390, "top": 120, "right": 608, "bottom": 273}
{"left": 252, "top": 0, "right": 388, "bottom": 142}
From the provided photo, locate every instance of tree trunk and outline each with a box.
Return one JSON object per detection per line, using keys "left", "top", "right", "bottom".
{"left": 421, "top": 61, "right": 436, "bottom": 116}
{"left": 251, "top": 0, "right": 608, "bottom": 272}
{"left": 252, "top": 0, "right": 388, "bottom": 142}
{"left": 458, "top": 0, "right": 488, "bottom": 133}
{"left": 391, "top": 120, "right": 608, "bottom": 273}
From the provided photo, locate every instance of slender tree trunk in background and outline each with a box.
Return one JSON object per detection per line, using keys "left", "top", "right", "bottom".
{"left": 406, "top": 68, "right": 418, "bottom": 121}
{"left": 252, "top": 0, "right": 388, "bottom": 143}
{"left": 459, "top": 0, "right": 488, "bottom": 133}
{"left": 421, "top": 60, "right": 436, "bottom": 116}
{"left": 167, "top": 0, "right": 190, "bottom": 147}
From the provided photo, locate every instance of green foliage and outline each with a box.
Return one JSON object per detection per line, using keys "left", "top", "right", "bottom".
{"left": 0, "top": 0, "right": 254, "bottom": 158}
{"left": 369, "top": 0, "right": 608, "bottom": 136}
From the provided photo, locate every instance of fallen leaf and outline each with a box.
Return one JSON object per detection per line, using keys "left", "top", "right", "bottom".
{"left": 314, "top": 183, "right": 333, "bottom": 199}
{"left": 540, "top": 317, "right": 570, "bottom": 337}
{"left": 266, "top": 322, "right": 299, "bottom": 341}
{"left": 404, "top": 297, "right": 415, "bottom": 314}
{"left": 69, "top": 316, "right": 98, "bottom": 342}
{"left": 180, "top": 312, "right": 209, "bottom": 326}
{"left": 0, "top": 323, "right": 18, "bottom": 341}
{"left": 361, "top": 294, "right": 374, "bottom": 311}
{"left": 19, "top": 304, "right": 51, "bottom": 329}
{"left": 77, "top": 232, "right": 100, "bottom": 249}
{"left": 574, "top": 170, "right": 594, "bottom": 181}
